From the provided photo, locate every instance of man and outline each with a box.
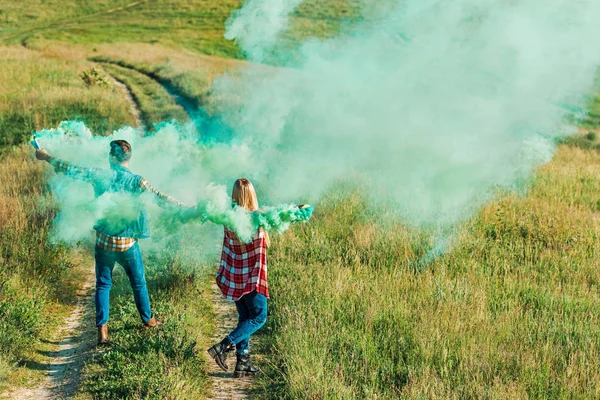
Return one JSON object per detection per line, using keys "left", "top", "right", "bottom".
{"left": 36, "top": 140, "right": 185, "bottom": 345}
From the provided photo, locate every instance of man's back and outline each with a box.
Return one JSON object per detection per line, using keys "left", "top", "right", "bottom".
{"left": 90, "top": 165, "right": 150, "bottom": 239}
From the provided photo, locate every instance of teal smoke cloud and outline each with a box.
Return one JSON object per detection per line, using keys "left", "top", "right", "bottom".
{"left": 215, "top": 0, "right": 600, "bottom": 226}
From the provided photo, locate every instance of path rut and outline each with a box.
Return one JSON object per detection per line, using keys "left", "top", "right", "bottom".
{"left": 5, "top": 271, "right": 95, "bottom": 400}
{"left": 207, "top": 284, "right": 253, "bottom": 400}
{"left": 104, "top": 68, "right": 144, "bottom": 129}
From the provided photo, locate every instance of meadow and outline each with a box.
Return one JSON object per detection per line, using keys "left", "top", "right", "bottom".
{"left": 1, "top": 0, "right": 600, "bottom": 398}
{"left": 256, "top": 146, "right": 600, "bottom": 398}
{"left": 0, "top": 47, "right": 134, "bottom": 150}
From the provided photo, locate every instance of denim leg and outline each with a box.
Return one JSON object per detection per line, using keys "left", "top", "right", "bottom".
{"left": 226, "top": 291, "right": 267, "bottom": 352}
{"left": 234, "top": 298, "right": 251, "bottom": 354}
{"left": 95, "top": 247, "right": 116, "bottom": 326}
{"left": 117, "top": 243, "right": 153, "bottom": 324}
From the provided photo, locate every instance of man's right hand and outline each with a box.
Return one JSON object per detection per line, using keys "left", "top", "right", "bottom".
{"left": 35, "top": 149, "right": 52, "bottom": 162}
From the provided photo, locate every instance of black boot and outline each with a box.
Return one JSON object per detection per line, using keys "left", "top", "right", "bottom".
{"left": 207, "top": 338, "right": 232, "bottom": 371}
{"left": 234, "top": 353, "right": 260, "bottom": 378}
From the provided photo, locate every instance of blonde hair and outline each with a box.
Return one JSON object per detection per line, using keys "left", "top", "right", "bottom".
{"left": 232, "top": 178, "right": 258, "bottom": 211}
{"left": 232, "top": 178, "right": 270, "bottom": 247}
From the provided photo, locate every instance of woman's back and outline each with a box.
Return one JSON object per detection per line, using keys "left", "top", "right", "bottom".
{"left": 216, "top": 227, "right": 269, "bottom": 301}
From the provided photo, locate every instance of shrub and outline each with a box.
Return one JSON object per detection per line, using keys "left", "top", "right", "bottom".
{"left": 80, "top": 67, "right": 110, "bottom": 88}
{"left": 586, "top": 131, "right": 597, "bottom": 141}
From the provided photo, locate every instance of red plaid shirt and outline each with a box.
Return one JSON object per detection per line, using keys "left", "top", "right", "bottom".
{"left": 216, "top": 227, "right": 269, "bottom": 301}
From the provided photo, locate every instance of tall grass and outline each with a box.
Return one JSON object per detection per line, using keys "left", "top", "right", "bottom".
{"left": 584, "top": 92, "right": 600, "bottom": 131}
{"left": 0, "top": 146, "right": 83, "bottom": 388}
{"left": 255, "top": 145, "right": 600, "bottom": 399}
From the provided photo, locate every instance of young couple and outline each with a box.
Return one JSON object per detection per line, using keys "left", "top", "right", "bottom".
{"left": 36, "top": 139, "right": 269, "bottom": 378}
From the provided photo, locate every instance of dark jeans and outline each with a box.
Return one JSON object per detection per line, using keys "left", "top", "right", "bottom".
{"left": 95, "top": 243, "right": 153, "bottom": 326}
{"left": 226, "top": 291, "right": 268, "bottom": 355}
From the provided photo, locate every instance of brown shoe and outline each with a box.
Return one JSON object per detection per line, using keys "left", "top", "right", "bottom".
{"left": 144, "top": 317, "right": 162, "bottom": 329}
{"left": 97, "top": 325, "right": 109, "bottom": 345}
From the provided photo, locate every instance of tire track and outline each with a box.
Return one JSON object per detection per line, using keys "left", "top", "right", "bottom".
{"left": 4, "top": 270, "right": 95, "bottom": 400}
{"left": 99, "top": 65, "right": 144, "bottom": 129}
{"left": 91, "top": 58, "right": 233, "bottom": 140}
{"left": 2, "top": 1, "right": 148, "bottom": 44}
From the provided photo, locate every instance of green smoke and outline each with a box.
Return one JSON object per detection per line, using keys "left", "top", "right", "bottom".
{"left": 215, "top": 0, "right": 600, "bottom": 228}
{"left": 194, "top": 202, "right": 313, "bottom": 242}
{"left": 34, "top": 122, "right": 312, "bottom": 247}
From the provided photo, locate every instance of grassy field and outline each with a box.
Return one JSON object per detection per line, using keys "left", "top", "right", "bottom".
{"left": 1, "top": 0, "right": 365, "bottom": 62}
{"left": 0, "top": 0, "right": 242, "bottom": 58}
{"left": 256, "top": 145, "right": 600, "bottom": 399}
{"left": 0, "top": 0, "right": 361, "bottom": 59}
{"left": 0, "top": 145, "right": 85, "bottom": 389}
{"left": 0, "top": 46, "right": 134, "bottom": 150}
{"left": 1, "top": 0, "right": 600, "bottom": 398}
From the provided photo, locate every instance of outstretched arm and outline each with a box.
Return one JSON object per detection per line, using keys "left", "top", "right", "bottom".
{"left": 139, "top": 178, "right": 187, "bottom": 209}
{"left": 36, "top": 149, "right": 103, "bottom": 184}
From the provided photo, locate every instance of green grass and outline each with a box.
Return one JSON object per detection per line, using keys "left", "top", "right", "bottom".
{"left": 254, "top": 145, "right": 600, "bottom": 399}
{"left": 1, "top": 0, "right": 244, "bottom": 58}
{"left": 74, "top": 250, "right": 214, "bottom": 400}
{"left": 0, "top": 146, "right": 84, "bottom": 390}
{"left": 583, "top": 92, "right": 600, "bottom": 130}
{"left": 0, "top": 0, "right": 365, "bottom": 59}
{"left": 559, "top": 131, "right": 600, "bottom": 151}
{"left": 0, "top": 46, "right": 134, "bottom": 151}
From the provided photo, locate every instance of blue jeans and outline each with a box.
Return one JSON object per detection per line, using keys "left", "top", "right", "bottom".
{"left": 226, "top": 291, "right": 267, "bottom": 354}
{"left": 95, "top": 243, "right": 153, "bottom": 326}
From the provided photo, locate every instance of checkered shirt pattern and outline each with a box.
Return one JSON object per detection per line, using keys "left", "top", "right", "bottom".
{"left": 96, "top": 231, "right": 136, "bottom": 252}
{"left": 139, "top": 178, "right": 185, "bottom": 207}
{"left": 216, "top": 227, "right": 269, "bottom": 301}
{"left": 51, "top": 159, "right": 104, "bottom": 183}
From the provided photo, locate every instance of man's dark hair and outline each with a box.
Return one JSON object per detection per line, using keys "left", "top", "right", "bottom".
{"left": 110, "top": 140, "right": 132, "bottom": 162}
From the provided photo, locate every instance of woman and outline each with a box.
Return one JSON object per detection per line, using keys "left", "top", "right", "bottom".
{"left": 207, "top": 178, "right": 270, "bottom": 378}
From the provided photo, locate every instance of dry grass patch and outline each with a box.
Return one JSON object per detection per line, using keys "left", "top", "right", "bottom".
{"left": 0, "top": 46, "right": 134, "bottom": 149}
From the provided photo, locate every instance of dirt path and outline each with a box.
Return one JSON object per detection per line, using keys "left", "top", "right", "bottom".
{"left": 5, "top": 271, "right": 95, "bottom": 400}
{"left": 92, "top": 59, "right": 233, "bottom": 138}
{"left": 102, "top": 67, "right": 143, "bottom": 129}
{"left": 207, "top": 284, "right": 253, "bottom": 400}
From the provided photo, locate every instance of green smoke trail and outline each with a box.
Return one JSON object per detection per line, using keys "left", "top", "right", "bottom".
{"left": 172, "top": 202, "right": 314, "bottom": 242}
{"left": 33, "top": 121, "right": 313, "bottom": 245}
